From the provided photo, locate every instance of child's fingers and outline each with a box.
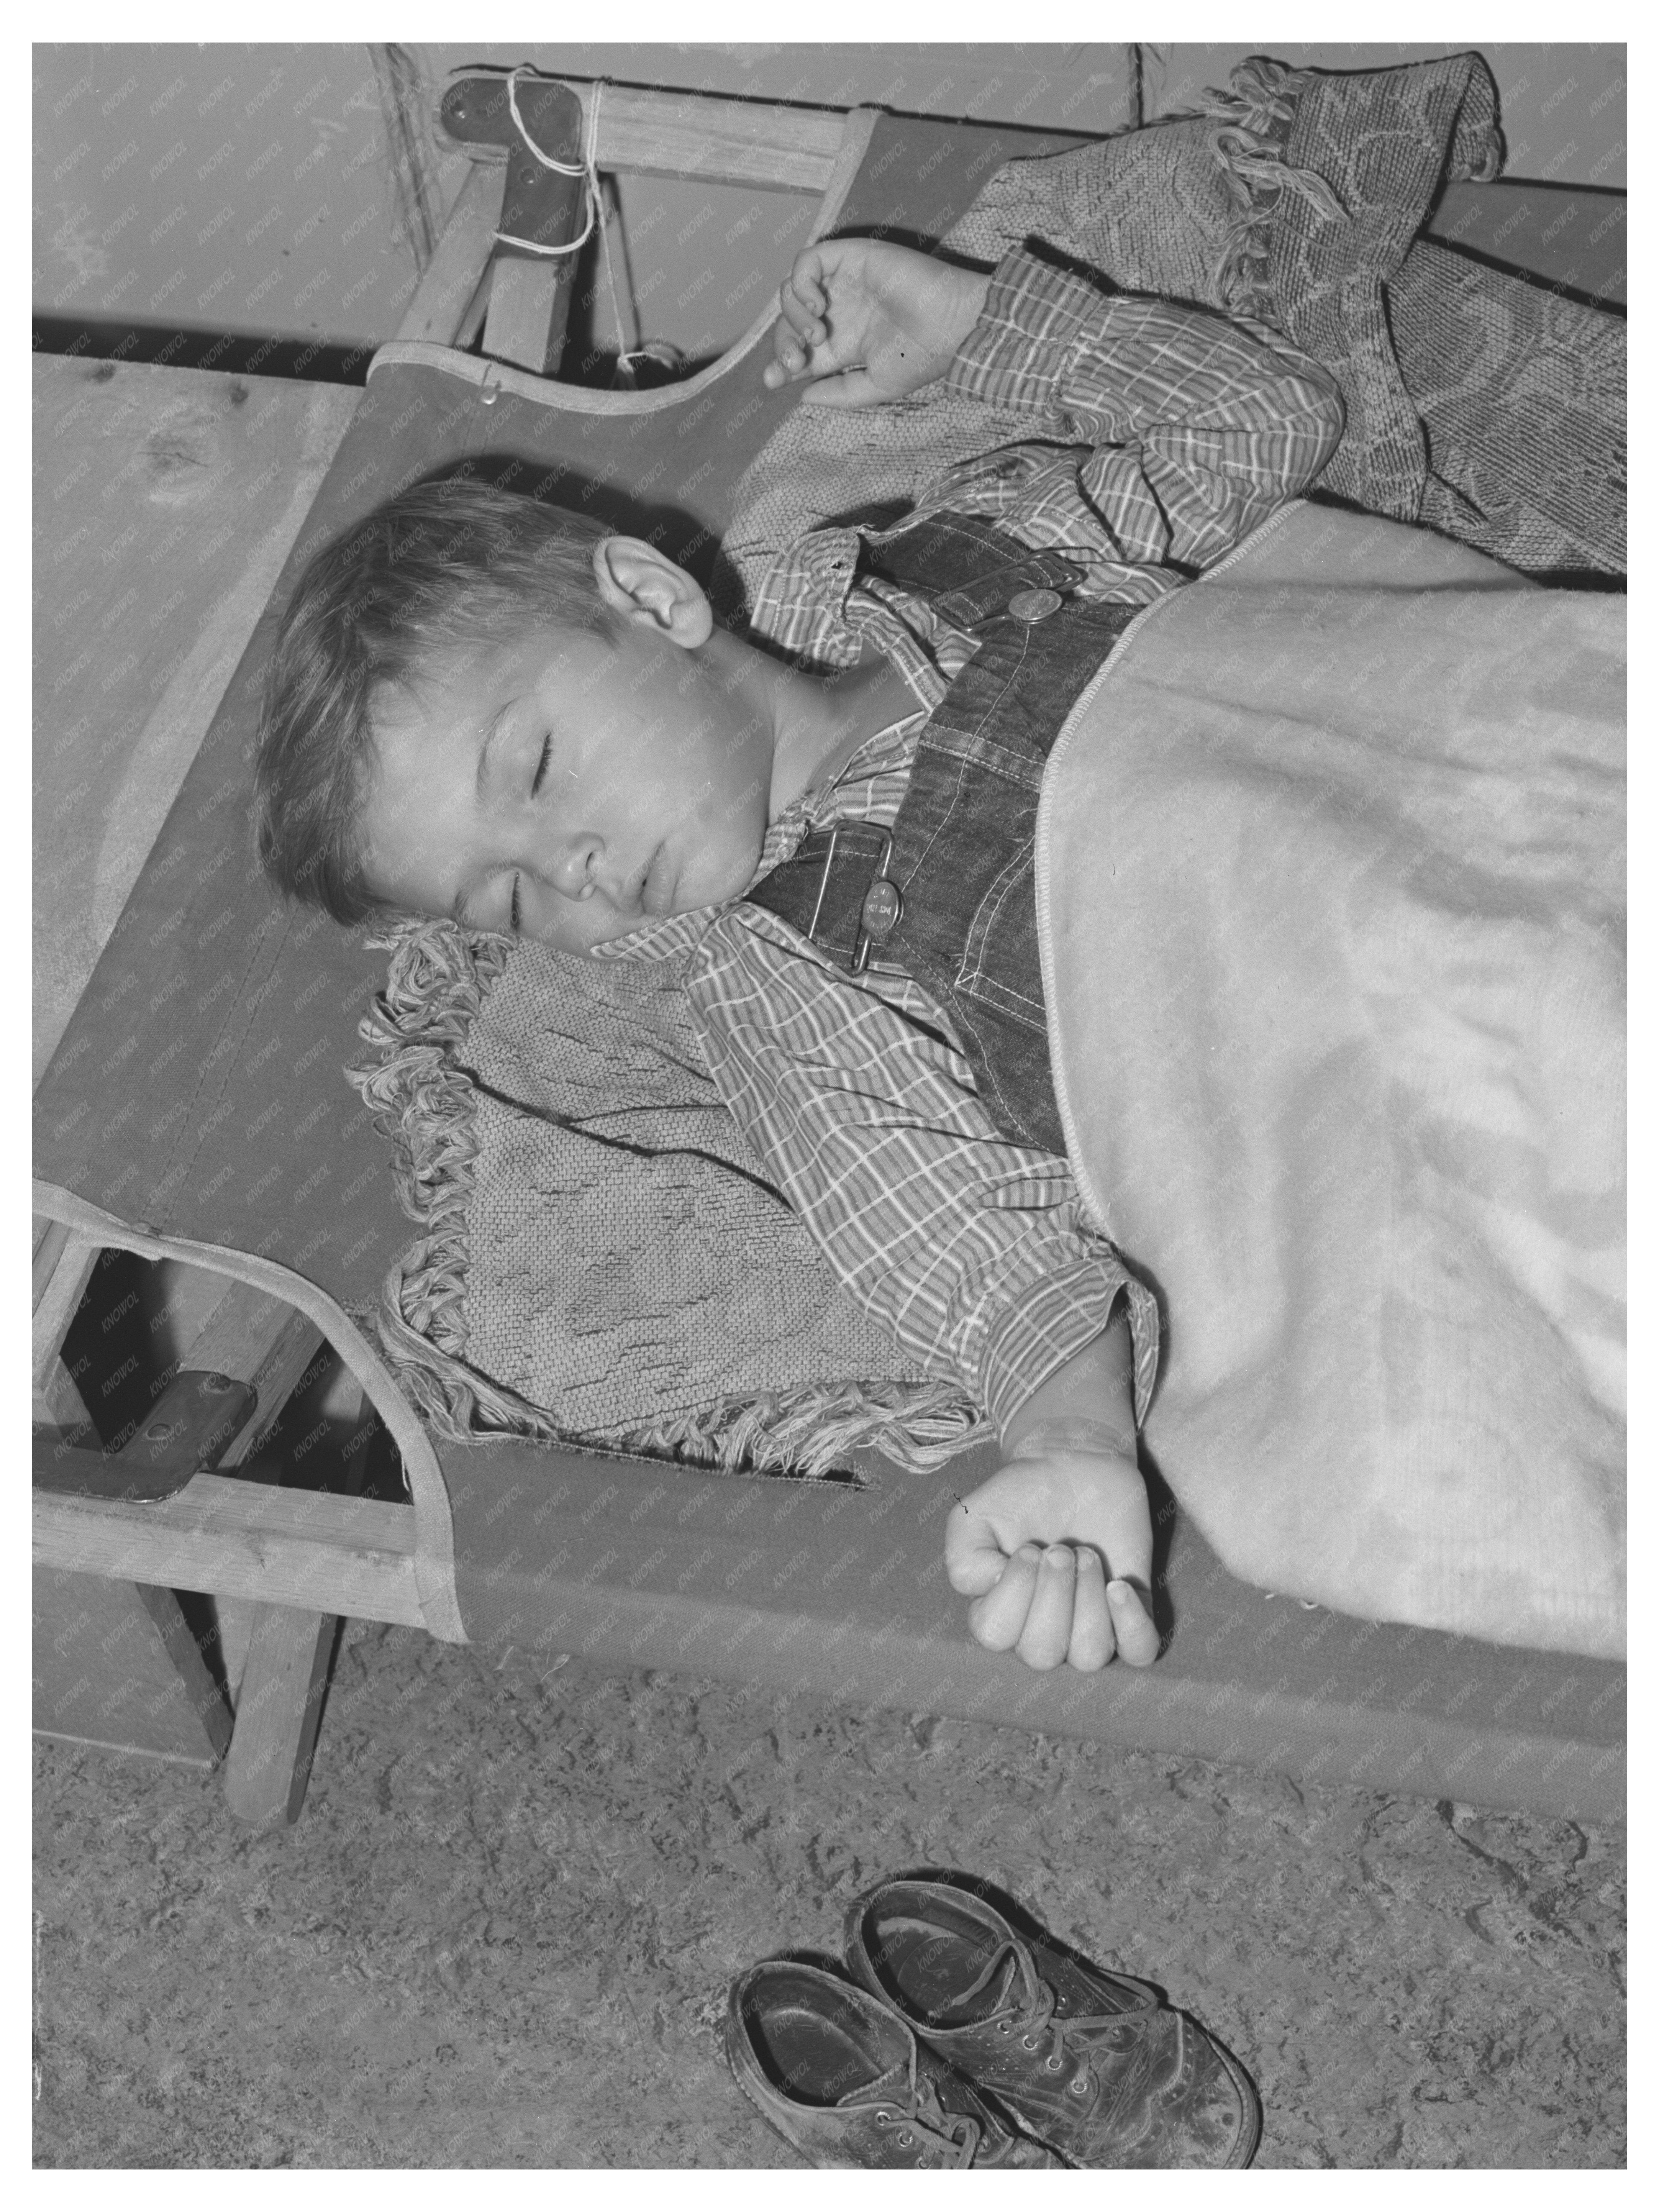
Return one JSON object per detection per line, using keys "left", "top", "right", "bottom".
{"left": 1013, "top": 1545, "right": 1077, "bottom": 1671}
{"left": 966, "top": 1542, "right": 1042, "bottom": 1650}
{"left": 762, "top": 344, "right": 806, "bottom": 391}
{"left": 1108, "top": 1577, "right": 1161, "bottom": 1668}
{"left": 765, "top": 277, "right": 875, "bottom": 398}
{"left": 1065, "top": 1547, "right": 1115, "bottom": 1671}
{"left": 944, "top": 1505, "right": 1010, "bottom": 1597}
{"left": 1069, "top": 1480, "right": 1155, "bottom": 1600}
{"left": 775, "top": 280, "right": 825, "bottom": 346}
{"left": 764, "top": 314, "right": 819, "bottom": 388}
{"left": 783, "top": 253, "right": 830, "bottom": 317}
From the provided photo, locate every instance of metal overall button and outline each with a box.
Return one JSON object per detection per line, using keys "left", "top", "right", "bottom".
{"left": 1007, "top": 586, "right": 1062, "bottom": 623}
{"left": 841, "top": 825, "right": 900, "bottom": 975}
{"left": 859, "top": 876, "right": 904, "bottom": 941}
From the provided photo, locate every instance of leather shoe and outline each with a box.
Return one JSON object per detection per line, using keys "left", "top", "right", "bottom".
{"left": 843, "top": 1875, "right": 1261, "bottom": 2168}
{"left": 724, "top": 1957, "right": 1067, "bottom": 2169}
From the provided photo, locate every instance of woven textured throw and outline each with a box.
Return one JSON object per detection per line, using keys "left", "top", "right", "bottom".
{"left": 351, "top": 919, "right": 992, "bottom": 1474}
{"left": 1252, "top": 53, "right": 1623, "bottom": 573}
{"left": 1386, "top": 239, "right": 1625, "bottom": 576}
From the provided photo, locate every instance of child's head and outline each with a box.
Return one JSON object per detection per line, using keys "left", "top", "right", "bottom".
{"left": 255, "top": 477, "right": 775, "bottom": 952}
{"left": 256, "top": 478, "right": 616, "bottom": 926}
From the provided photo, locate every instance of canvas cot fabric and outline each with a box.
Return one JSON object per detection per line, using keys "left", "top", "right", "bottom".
{"left": 351, "top": 918, "right": 993, "bottom": 1474}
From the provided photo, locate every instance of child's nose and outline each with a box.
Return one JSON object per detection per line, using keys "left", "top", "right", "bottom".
{"left": 543, "top": 836, "right": 600, "bottom": 901}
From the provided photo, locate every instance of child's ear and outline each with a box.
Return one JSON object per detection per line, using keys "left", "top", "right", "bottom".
{"left": 592, "top": 536, "right": 713, "bottom": 649}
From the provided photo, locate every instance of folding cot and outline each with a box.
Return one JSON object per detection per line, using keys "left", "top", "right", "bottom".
{"left": 33, "top": 66, "right": 1626, "bottom": 1827}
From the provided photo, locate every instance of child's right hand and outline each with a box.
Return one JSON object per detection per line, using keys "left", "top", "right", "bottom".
{"left": 762, "top": 239, "right": 990, "bottom": 408}
{"left": 944, "top": 1449, "right": 1161, "bottom": 1673}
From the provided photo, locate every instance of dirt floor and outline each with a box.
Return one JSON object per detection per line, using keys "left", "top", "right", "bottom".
{"left": 33, "top": 1622, "right": 1625, "bottom": 2169}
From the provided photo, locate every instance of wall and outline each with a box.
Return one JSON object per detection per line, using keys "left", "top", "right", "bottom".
{"left": 36, "top": 46, "right": 416, "bottom": 356}
{"left": 34, "top": 41, "right": 1625, "bottom": 365}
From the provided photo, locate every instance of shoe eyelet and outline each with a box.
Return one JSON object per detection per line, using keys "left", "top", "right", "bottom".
{"left": 897, "top": 2130, "right": 913, "bottom": 2147}
{"left": 1044, "top": 2055, "right": 1064, "bottom": 2071}
{"left": 1020, "top": 2034, "right": 1038, "bottom": 2050}
{"left": 997, "top": 2020, "right": 1011, "bottom": 2035}
{"left": 1069, "top": 2075, "right": 1091, "bottom": 2097}
{"left": 874, "top": 2111, "right": 890, "bottom": 2125}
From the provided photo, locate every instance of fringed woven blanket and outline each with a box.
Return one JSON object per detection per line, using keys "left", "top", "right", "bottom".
{"left": 722, "top": 50, "right": 1624, "bottom": 610}
{"left": 350, "top": 922, "right": 991, "bottom": 1476}
{"left": 1041, "top": 500, "right": 1625, "bottom": 1658}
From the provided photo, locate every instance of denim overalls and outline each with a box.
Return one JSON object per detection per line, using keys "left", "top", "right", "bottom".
{"left": 744, "top": 512, "right": 1139, "bottom": 1158}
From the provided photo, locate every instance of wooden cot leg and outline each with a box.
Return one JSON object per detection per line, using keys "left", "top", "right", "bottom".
{"left": 221, "top": 1604, "right": 346, "bottom": 1827}
{"left": 31, "top": 1239, "right": 382, "bottom": 1816}
{"left": 140, "top": 1270, "right": 338, "bottom": 1824}
{"left": 133, "top": 1584, "right": 236, "bottom": 1762}
{"left": 221, "top": 1381, "right": 374, "bottom": 1829}
{"left": 32, "top": 1237, "right": 324, "bottom": 1773}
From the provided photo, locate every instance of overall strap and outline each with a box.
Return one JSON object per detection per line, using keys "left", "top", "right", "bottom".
{"left": 858, "top": 509, "right": 1089, "bottom": 627}
{"left": 743, "top": 510, "right": 1138, "bottom": 1152}
{"left": 746, "top": 511, "right": 1129, "bottom": 972}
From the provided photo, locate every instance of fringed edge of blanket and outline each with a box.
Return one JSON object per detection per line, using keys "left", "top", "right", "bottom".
{"left": 1193, "top": 55, "right": 1350, "bottom": 320}
{"left": 348, "top": 917, "right": 994, "bottom": 1478}
{"left": 620, "top": 1378, "right": 993, "bottom": 1479}
{"left": 351, "top": 917, "right": 508, "bottom": 1370}
{"left": 1195, "top": 52, "right": 1504, "bottom": 320}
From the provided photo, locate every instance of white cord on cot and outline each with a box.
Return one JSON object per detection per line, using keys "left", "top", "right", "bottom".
{"left": 491, "top": 67, "right": 649, "bottom": 374}
{"left": 492, "top": 67, "right": 600, "bottom": 255}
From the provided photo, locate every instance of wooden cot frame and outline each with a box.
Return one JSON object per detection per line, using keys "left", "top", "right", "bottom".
{"left": 33, "top": 71, "right": 1626, "bottom": 1828}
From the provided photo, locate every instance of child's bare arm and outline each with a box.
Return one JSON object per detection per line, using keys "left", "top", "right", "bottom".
{"left": 944, "top": 1310, "right": 1161, "bottom": 1672}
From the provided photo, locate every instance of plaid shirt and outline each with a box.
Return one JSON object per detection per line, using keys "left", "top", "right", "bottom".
{"left": 595, "top": 250, "right": 1343, "bottom": 1440}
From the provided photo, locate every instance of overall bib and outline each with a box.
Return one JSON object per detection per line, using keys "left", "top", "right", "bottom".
{"left": 745, "top": 512, "right": 1137, "bottom": 1157}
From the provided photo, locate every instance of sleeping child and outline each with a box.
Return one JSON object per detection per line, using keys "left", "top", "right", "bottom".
{"left": 254, "top": 237, "right": 1625, "bottom": 1673}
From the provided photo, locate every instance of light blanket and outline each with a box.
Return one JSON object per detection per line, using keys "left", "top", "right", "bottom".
{"left": 1040, "top": 500, "right": 1625, "bottom": 1658}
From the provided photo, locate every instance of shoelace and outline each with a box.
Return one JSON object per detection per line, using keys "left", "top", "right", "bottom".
{"left": 982, "top": 1951, "right": 1143, "bottom": 2102}
{"left": 856, "top": 2061, "right": 981, "bottom": 2168}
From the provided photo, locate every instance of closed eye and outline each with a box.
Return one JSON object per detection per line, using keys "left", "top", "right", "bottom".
{"left": 509, "top": 873, "right": 522, "bottom": 935}
{"left": 530, "top": 733, "right": 552, "bottom": 797}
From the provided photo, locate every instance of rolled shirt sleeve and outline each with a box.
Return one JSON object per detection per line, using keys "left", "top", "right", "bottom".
{"left": 945, "top": 247, "right": 1346, "bottom": 572}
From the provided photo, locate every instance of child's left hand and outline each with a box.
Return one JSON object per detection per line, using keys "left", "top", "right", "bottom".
{"left": 762, "top": 238, "right": 990, "bottom": 408}
{"left": 945, "top": 1450, "right": 1160, "bottom": 1673}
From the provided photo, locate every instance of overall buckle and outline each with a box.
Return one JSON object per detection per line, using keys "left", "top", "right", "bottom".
{"left": 808, "top": 825, "right": 905, "bottom": 976}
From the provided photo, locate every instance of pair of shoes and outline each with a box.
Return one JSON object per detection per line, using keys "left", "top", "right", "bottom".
{"left": 725, "top": 1873, "right": 1261, "bottom": 2170}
